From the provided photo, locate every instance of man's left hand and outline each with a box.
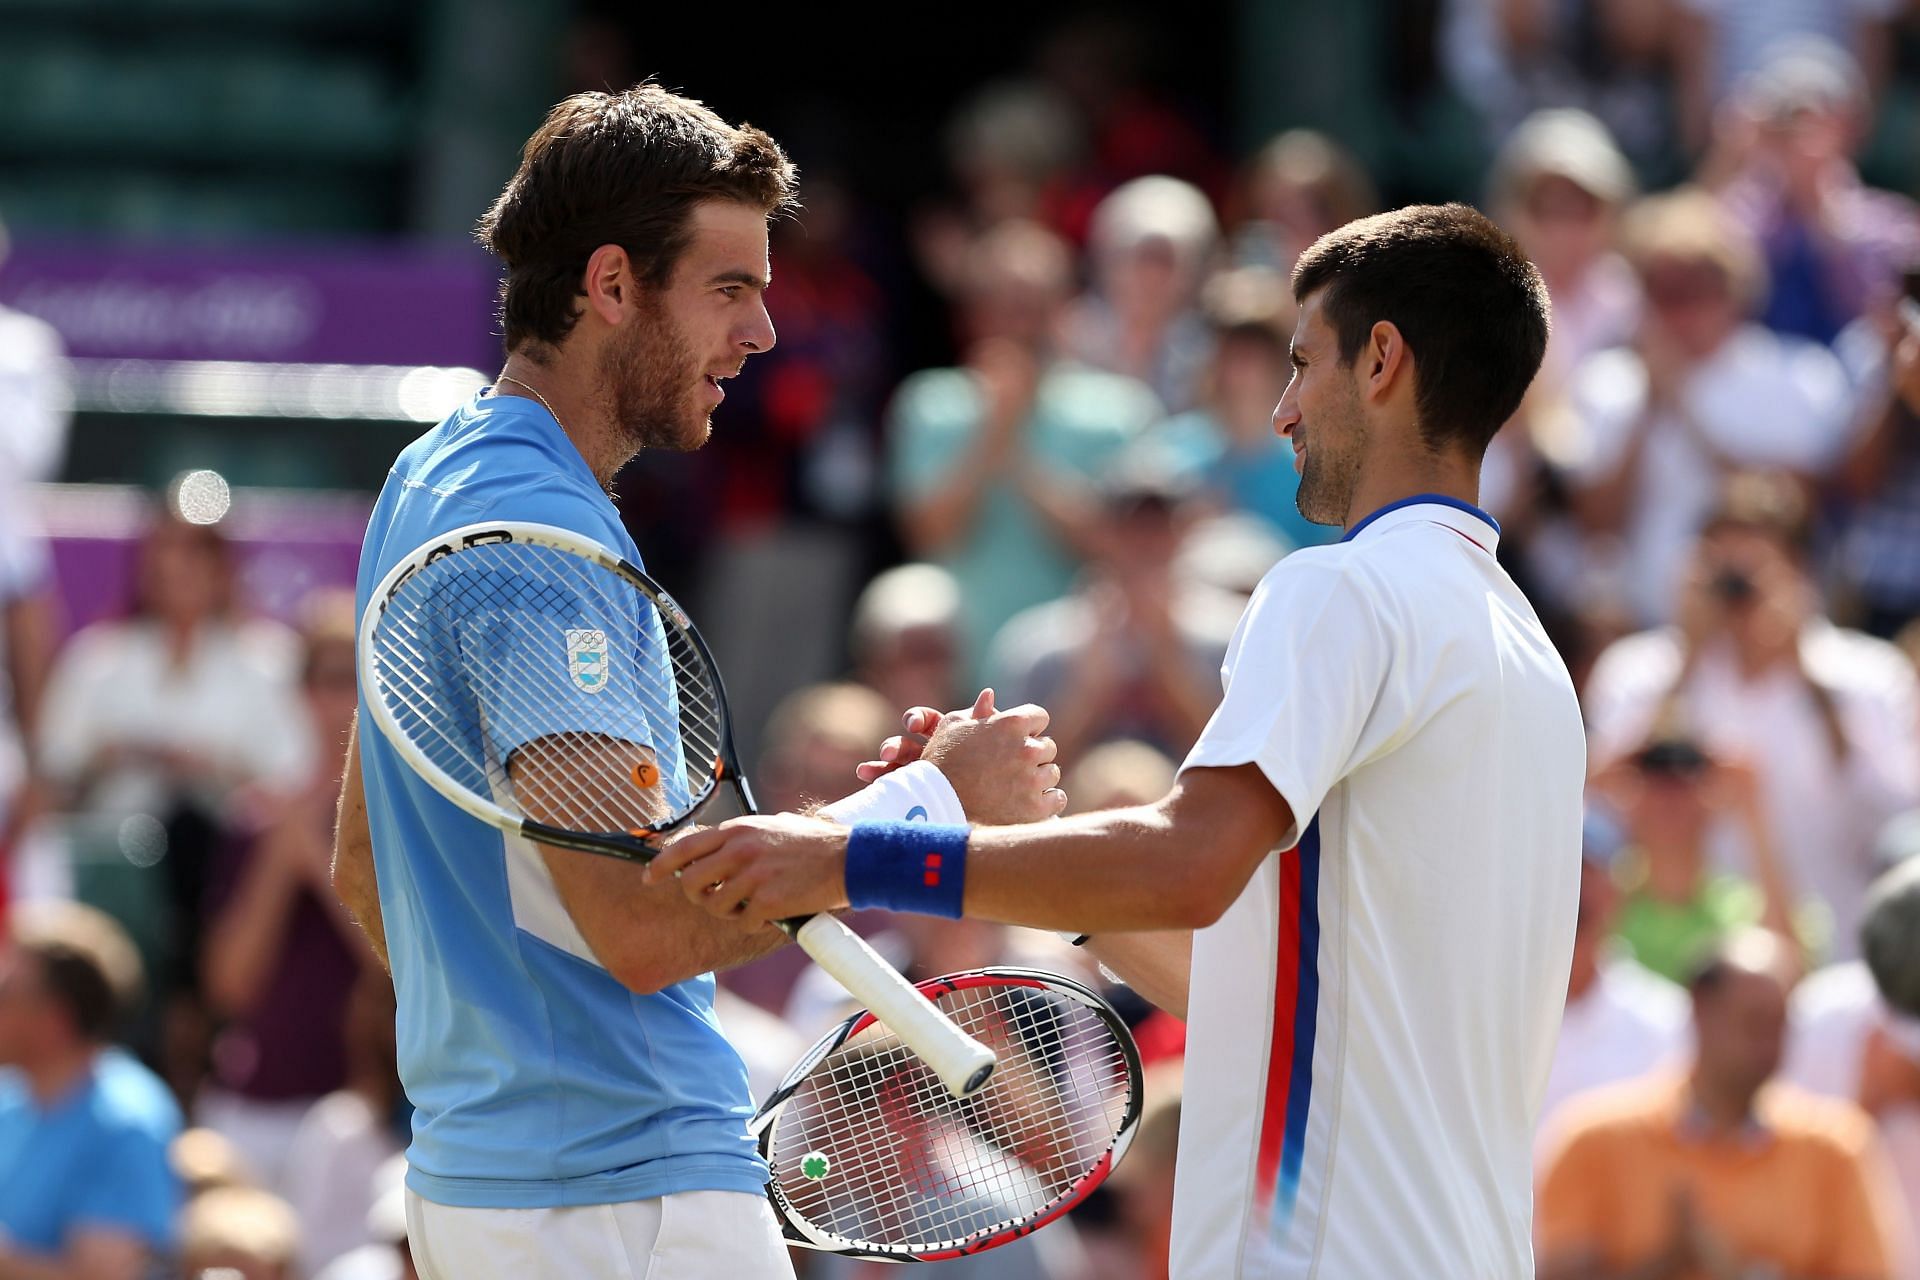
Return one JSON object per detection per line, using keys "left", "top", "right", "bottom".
{"left": 647, "top": 814, "right": 850, "bottom": 925}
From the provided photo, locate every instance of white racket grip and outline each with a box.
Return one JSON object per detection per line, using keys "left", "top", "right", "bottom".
{"left": 792, "top": 914, "right": 998, "bottom": 1097}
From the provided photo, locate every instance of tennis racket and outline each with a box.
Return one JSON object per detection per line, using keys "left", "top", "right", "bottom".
{"left": 357, "top": 521, "right": 997, "bottom": 1097}
{"left": 753, "top": 966, "right": 1142, "bottom": 1263}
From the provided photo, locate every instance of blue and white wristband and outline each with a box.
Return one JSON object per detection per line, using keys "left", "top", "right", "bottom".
{"left": 818, "top": 760, "right": 967, "bottom": 827}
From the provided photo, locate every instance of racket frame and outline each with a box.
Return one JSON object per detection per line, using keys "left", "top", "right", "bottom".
{"left": 751, "top": 965, "right": 1145, "bottom": 1263}
{"left": 359, "top": 521, "right": 743, "bottom": 861}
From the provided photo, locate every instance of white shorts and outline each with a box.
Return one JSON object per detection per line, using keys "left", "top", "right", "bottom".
{"left": 404, "top": 1188, "right": 797, "bottom": 1280}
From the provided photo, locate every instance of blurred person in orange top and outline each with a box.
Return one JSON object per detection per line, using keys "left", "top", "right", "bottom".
{"left": 1537, "top": 928, "right": 1912, "bottom": 1280}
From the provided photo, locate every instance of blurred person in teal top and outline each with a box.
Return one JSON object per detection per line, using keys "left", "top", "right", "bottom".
{"left": 889, "top": 220, "right": 1162, "bottom": 682}
{"left": 0, "top": 902, "right": 180, "bottom": 1280}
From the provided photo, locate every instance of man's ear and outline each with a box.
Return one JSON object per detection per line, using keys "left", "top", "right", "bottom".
{"left": 581, "top": 244, "right": 635, "bottom": 326}
{"left": 1362, "top": 320, "right": 1411, "bottom": 405}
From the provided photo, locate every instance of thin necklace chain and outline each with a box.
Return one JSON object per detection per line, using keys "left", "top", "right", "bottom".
{"left": 496, "top": 374, "right": 564, "bottom": 431}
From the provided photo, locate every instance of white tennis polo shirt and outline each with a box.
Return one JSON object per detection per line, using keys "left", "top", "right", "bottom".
{"left": 1173, "top": 496, "right": 1585, "bottom": 1278}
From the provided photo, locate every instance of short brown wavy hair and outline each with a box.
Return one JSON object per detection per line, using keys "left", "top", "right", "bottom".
{"left": 476, "top": 83, "right": 798, "bottom": 356}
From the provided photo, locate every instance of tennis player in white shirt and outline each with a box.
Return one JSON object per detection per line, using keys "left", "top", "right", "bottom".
{"left": 653, "top": 203, "right": 1587, "bottom": 1278}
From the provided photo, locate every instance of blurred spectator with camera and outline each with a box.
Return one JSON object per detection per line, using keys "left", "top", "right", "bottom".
{"left": 1133, "top": 266, "right": 1334, "bottom": 552}
{"left": 197, "top": 590, "right": 375, "bottom": 1190}
{"left": 986, "top": 461, "right": 1239, "bottom": 760}
{"left": 1537, "top": 928, "right": 1912, "bottom": 1280}
{"left": 1698, "top": 38, "right": 1920, "bottom": 346}
{"left": 0, "top": 900, "right": 180, "bottom": 1280}
{"left": 1537, "top": 807, "right": 1690, "bottom": 1150}
{"left": 1586, "top": 473, "right": 1920, "bottom": 960}
{"left": 1567, "top": 190, "right": 1853, "bottom": 627}
{"left": 889, "top": 220, "right": 1161, "bottom": 680}
{"left": 1062, "top": 175, "right": 1219, "bottom": 413}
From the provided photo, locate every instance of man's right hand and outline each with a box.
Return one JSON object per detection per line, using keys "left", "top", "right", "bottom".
{"left": 861, "top": 689, "right": 1066, "bottom": 824}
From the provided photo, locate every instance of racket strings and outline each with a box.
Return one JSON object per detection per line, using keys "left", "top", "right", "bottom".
{"left": 366, "top": 541, "right": 726, "bottom": 836}
{"left": 767, "top": 984, "right": 1133, "bottom": 1252}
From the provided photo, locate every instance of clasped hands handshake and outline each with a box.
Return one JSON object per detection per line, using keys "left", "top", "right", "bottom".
{"left": 645, "top": 689, "right": 1062, "bottom": 924}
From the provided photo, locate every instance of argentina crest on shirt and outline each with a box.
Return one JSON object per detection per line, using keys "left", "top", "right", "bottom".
{"left": 565, "top": 628, "right": 610, "bottom": 693}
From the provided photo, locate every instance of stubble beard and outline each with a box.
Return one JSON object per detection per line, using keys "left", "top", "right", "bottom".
{"left": 601, "top": 305, "right": 713, "bottom": 465}
{"left": 1295, "top": 387, "right": 1366, "bottom": 527}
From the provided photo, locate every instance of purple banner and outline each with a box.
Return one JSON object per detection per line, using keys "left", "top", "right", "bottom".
{"left": 0, "top": 240, "right": 502, "bottom": 369}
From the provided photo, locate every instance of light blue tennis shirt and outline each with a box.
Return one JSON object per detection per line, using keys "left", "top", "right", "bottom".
{"left": 355, "top": 390, "right": 764, "bottom": 1209}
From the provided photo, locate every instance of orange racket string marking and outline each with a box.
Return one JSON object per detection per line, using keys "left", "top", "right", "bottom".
{"left": 631, "top": 758, "right": 660, "bottom": 790}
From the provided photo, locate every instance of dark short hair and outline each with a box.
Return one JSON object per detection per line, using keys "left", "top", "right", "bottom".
{"left": 1291, "top": 203, "right": 1550, "bottom": 456}
{"left": 476, "top": 83, "right": 798, "bottom": 355}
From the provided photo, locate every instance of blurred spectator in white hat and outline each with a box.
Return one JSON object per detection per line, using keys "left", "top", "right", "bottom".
{"left": 1063, "top": 175, "right": 1220, "bottom": 413}
{"left": 848, "top": 564, "right": 964, "bottom": 717}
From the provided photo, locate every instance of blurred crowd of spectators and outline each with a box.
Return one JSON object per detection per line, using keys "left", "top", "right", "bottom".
{"left": 4, "top": 4, "right": 1920, "bottom": 1277}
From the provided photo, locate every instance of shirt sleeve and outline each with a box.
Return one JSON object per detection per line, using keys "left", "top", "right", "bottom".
{"left": 451, "top": 486, "right": 685, "bottom": 810}
{"left": 68, "top": 1126, "right": 180, "bottom": 1250}
{"left": 1179, "top": 555, "right": 1394, "bottom": 849}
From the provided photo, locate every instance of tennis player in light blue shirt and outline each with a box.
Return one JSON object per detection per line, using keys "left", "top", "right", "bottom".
{"left": 334, "top": 86, "right": 1063, "bottom": 1280}
{"left": 353, "top": 388, "right": 760, "bottom": 1210}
